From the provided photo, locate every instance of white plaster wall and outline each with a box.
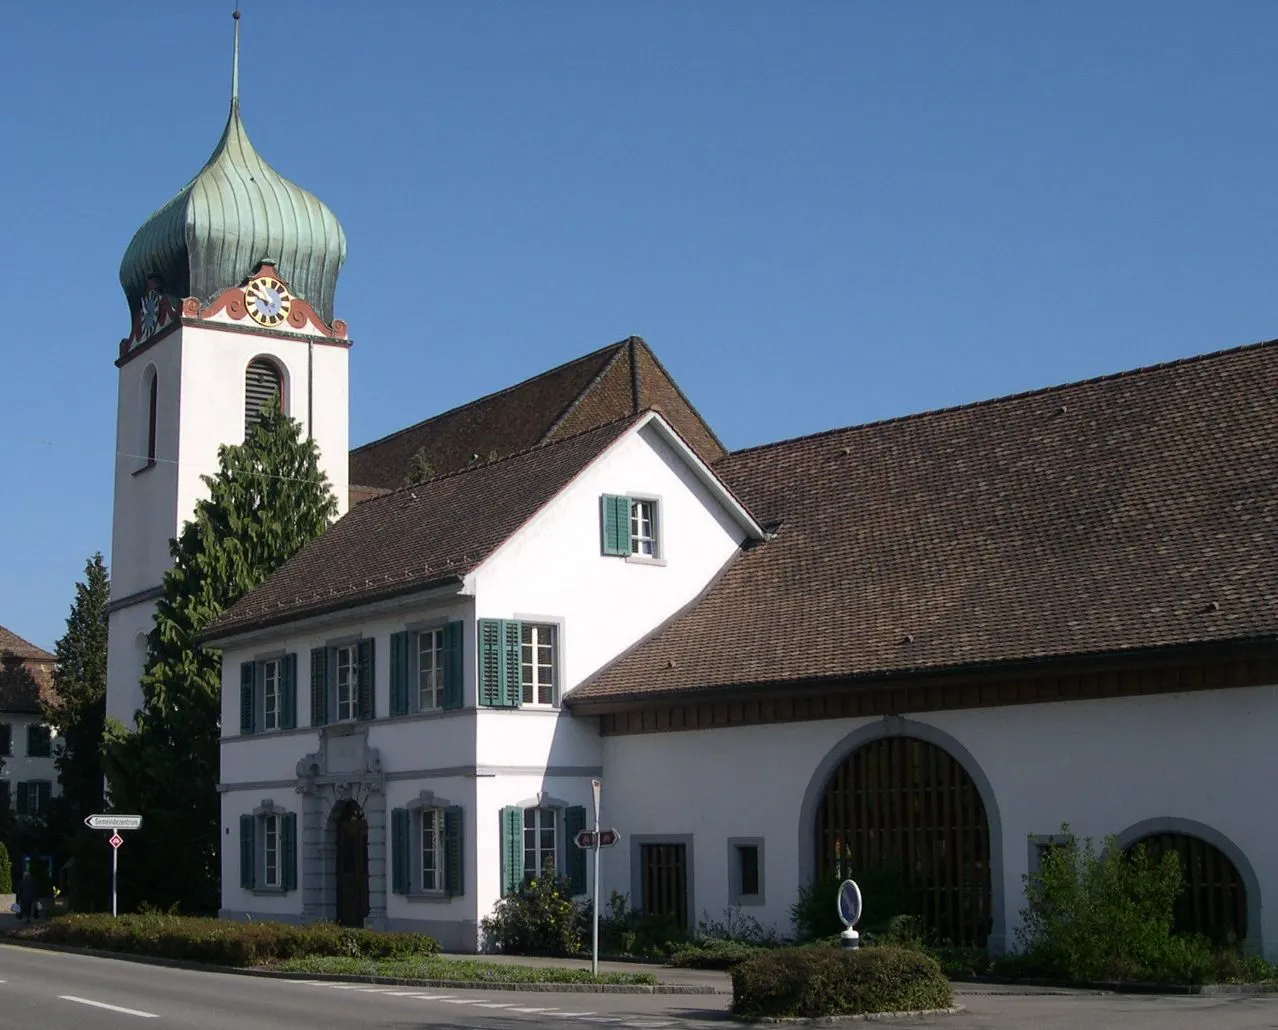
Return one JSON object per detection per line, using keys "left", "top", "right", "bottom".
{"left": 600, "top": 685, "right": 1278, "bottom": 957}
{"left": 472, "top": 421, "right": 746, "bottom": 771}
{"left": 219, "top": 788, "right": 304, "bottom": 919}
{"left": 105, "top": 607, "right": 154, "bottom": 728}
{"left": 0, "top": 713, "right": 63, "bottom": 798}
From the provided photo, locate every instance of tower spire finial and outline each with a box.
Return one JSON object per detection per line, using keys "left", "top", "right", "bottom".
{"left": 231, "top": 9, "right": 241, "bottom": 106}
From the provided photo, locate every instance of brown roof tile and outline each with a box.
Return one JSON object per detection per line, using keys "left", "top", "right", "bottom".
{"left": 570, "top": 341, "right": 1278, "bottom": 706}
{"left": 209, "top": 415, "right": 646, "bottom": 638}
{"left": 0, "top": 626, "right": 53, "bottom": 662}
{"left": 349, "top": 338, "right": 725, "bottom": 490}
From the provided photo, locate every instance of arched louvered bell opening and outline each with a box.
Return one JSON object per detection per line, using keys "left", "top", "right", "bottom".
{"left": 245, "top": 358, "right": 284, "bottom": 437}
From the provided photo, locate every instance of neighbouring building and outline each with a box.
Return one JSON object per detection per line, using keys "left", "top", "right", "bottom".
{"left": 0, "top": 627, "right": 61, "bottom": 823}
{"left": 105, "top": 20, "right": 1278, "bottom": 956}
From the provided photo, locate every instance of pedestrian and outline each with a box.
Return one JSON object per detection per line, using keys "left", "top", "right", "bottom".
{"left": 15, "top": 870, "right": 35, "bottom": 924}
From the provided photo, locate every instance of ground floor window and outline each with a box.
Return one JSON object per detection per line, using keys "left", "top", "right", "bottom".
{"left": 391, "top": 802, "right": 463, "bottom": 897}
{"left": 524, "top": 806, "right": 557, "bottom": 879}
{"left": 640, "top": 842, "right": 689, "bottom": 931}
{"left": 239, "top": 808, "right": 296, "bottom": 891}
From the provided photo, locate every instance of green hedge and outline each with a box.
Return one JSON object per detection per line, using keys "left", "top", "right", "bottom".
{"left": 7, "top": 914, "right": 437, "bottom": 967}
{"left": 731, "top": 945, "right": 953, "bottom": 1020}
{"left": 667, "top": 938, "right": 767, "bottom": 970}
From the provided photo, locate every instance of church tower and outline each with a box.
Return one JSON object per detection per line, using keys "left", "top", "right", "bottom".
{"left": 106, "top": 12, "right": 351, "bottom": 727}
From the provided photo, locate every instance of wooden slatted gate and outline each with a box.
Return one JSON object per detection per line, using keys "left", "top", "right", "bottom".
{"left": 640, "top": 843, "right": 689, "bottom": 931}
{"left": 1127, "top": 833, "right": 1247, "bottom": 944}
{"left": 816, "top": 736, "right": 992, "bottom": 946}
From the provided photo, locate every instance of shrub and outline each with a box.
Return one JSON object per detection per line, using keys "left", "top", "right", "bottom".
{"left": 481, "top": 873, "right": 583, "bottom": 956}
{"left": 6, "top": 914, "right": 437, "bottom": 966}
{"left": 696, "top": 906, "right": 780, "bottom": 946}
{"left": 577, "top": 891, "right": 688, "bottom": 959}
{"left": 668, "top": 938, "right": 766, "bottom": 970}
{"left": 1015, "top": 826, "right": 1211, "bottom": 983}
{"left": 0, "top": 843, "right": 12, "bottom": 894}
{"left": 731, "top": 944, "right": 952, "bottom": 1020}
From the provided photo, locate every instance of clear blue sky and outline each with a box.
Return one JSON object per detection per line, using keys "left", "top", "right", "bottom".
{"left": 3, "top": 1, "right": 1276, "bottom": 650}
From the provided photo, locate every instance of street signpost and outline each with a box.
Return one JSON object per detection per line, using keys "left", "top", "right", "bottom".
{"left": 572, "top": 785, "right": 624, "bottom": 976}
{"left": 85, "top": 814, "right": 143, "bottom": 916}
{"left": 574, "top": 828, "right": 620, "bottom": 850}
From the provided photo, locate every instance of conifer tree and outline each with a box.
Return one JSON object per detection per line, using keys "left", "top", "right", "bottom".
{"left": 104, "top": 403, "right": 337, "bottom": 912}
{"left": 405, "top": 446, "right": 435, "bottom": 485}
{"left": 43, "top": 553, "right": 110, "bottom": 909}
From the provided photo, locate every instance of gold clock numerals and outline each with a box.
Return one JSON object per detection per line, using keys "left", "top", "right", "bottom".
{"left": 245, "top": 275, "right": 293, "bottom": 328}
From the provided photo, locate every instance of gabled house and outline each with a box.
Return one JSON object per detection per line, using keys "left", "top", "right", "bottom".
{"left": 206, "top": 338, "right": 1278, "bottom": 958}
{"left": 0, "top": 627, "right": 61, "bottom": 823}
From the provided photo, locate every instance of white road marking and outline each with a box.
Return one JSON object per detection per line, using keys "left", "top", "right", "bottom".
{"left": 351, "top": 987, "right": 398, "bottom": 992}
{"left": 476, "top": 1002, "right": 517, "bottom": 1008}
{"left": 321, "top": 984, "right": 377, "bottom": 989}
{"left": 439, "top": 997, "right": 479, "bottom": 1004}
{"left": 59, "top": 996, "right": 159, "bottom": 1019}
{"left": 511, "top": 1007, "right": 558, "bottom": 1013}
{"left": 554, "top": 1013, "right": 598, "bottom": 1018}
{"left": 580, "top": 1020, "right": 624, "bottom": 1025}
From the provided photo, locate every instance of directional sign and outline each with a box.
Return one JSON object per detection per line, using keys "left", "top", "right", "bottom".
{"left": 575, "top": 828, "right": 621, "bottom": 849}
{"left": 85, "top": 814, "right": 143, "bottom": 831}
{"left": 109, "top": 834, "right": 124, "bottom": 849}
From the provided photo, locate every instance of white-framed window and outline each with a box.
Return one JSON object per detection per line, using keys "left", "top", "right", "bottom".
{"left": 263, "top": 813, "right": 281, "bottom": 888}
{"left": 420, "top": 808, "right": 443, "bottom": 892}
{"left": 631, "top": 499, "right": 657, "bottom": 557}
{"left": 520, "top": 624, "right": 556, "bottom": 705}
{"left": 335, "top": 645, "right": 358, "bottom": 721}
{"left": 418, "top": 628, "right": 445, "bottom": 711}
{"left": 523, "top": 806, "right": 558, "bottom": 879}
{"left": 262, "top": 659, "right": 282, "bottom": 731}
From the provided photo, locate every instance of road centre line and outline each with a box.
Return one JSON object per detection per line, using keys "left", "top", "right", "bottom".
{"left": 60, "top": 996, "right": 159, "bottom": 1019}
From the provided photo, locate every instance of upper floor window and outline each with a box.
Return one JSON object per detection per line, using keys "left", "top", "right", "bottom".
{"left": 478, "top": 619, "right": 558, "bottom": 708}
{"left": 239, "top": 655, "right": 297, "bottom": 735}
{"left": 26, "top": 725, "right": 51, "bottom": 758}
{"left": 0, "top": 723, "right": 11, "bottom": 757}
{"left": 245, "top": 358, "right": 284, "bottom": 437}
{"left": 15, "top": 780, "right": 51, "bottom": 819}
{"left": 390, "top": 623, "right": 463, "bottom": 716}
{"left": 310, "top": 640, "right": 374, "bottom": 726}
{"left": 601, "top": 495, "right": 662, "bottom": 559}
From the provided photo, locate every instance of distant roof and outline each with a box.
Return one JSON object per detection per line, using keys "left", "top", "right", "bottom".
{"left": 209, "top": 414, "right": 647, "bottom": 638}
{"left": 0, "top": 626, "right": 53, "bottom": 662}
{"left": 348, "top": 337, "right": 725, "bottom": 493}
{"left": 570, "top": 340, "right": 1278, "bottom": 708}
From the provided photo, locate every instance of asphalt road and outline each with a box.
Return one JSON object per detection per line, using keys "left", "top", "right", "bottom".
{"left": 2, "top": 944, "right": 1278, "bottom": 1029}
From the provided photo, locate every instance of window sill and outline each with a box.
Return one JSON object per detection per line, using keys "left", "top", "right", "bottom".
{"left": 625, "top": 555, "right": 667, "bottom": 567}
{"left": 401, "top": 890, "right": 459, "bottom": 904}
{"left": 131, "top": 459, "right": 157, "bottom": 477}
{"left": 728, "top": 894, "right": 766, "bottom": 907}
{"left": 252, "top": 887, "right": 289, "bottom": 897}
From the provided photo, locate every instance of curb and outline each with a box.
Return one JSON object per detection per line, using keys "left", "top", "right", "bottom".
{"left": 733, "top": 1006, "right": 965, "bottom": 1024}
{"left": 0, "top": 937, "right": 728, "bottom": 995}
{"left": 950, "top": 974, "right": 1278, "bottom": 997}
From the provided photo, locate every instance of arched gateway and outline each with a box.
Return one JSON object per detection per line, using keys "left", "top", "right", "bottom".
{"left": 815, "top": 735, "right": 993, "bottom": 946}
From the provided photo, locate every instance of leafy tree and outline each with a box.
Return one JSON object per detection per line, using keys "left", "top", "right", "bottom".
{"left": 104, "top": 402, "right": 337, "bottom": 912}
{"left": 43, "top": 554, "right": 110, "bottom": 909}
{"left": 405, "top": 447, "right": 435, "bottom": 485}
{"left": 0, "top": 842, "right": 12, "bottom": 893}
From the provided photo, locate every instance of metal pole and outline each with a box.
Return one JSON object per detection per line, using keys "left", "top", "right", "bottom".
{"left": 591, "top": 779, "right": 601, "bottom": 977}
{"left": 112, "top": 844, "right": 118, "bottom": 918}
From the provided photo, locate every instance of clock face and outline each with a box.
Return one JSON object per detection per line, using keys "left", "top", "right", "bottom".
{"left": 245, "top": 275, "right": 293, "bottom": 328}
{"left": 138, "top": 290, "right": 161, "bottom": 339}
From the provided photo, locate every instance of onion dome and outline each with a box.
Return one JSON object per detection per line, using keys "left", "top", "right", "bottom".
{"left": 119, "top": 13, "right": 346, "bottom": 324}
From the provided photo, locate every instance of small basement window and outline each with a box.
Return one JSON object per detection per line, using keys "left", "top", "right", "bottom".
{"left": 728, "top": 837, "right": 765, "bottom": 906}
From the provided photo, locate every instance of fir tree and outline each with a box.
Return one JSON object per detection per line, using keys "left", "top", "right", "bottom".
{"left": 43, "top": 553, "right": 110, "bottom": 909}
{"left": 104, "top": 403, "right": 337, "bottom": 912}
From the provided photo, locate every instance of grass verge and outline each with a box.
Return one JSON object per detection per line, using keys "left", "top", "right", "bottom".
{"left": 276, "top": 955, "right": 658, "bottom": 985}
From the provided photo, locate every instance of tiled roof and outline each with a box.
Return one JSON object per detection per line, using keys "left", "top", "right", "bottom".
{"left": 570, "top": 341, "right": 1278, "bottom": 706}
{"left": 209, "top": 415, "right": 646, "bottom": 638}
{"left": 348, "top": 338, "right": 725, "bottom": 490}
{"left": 0, "top": 626, "right": 53, "bottom": 662}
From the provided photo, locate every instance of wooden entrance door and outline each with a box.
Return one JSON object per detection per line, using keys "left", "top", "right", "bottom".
{"left": 640, "top": 843, "right": 688, "bottom": 931}
{"left": 335, "top": 801, "right": 369, "bottom": 928}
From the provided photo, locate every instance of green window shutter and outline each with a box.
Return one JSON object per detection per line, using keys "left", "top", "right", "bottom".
{"left": 602, "top": 494, "right": 631, "bottom": 555}
{"left": 240, "top": 662, "right": 256, "bottom": 734}
{"left": 282, "top": 654, "right": 297, "bottom": 730}
{"left": 14, "top": 782, "right": 27, "bottom": 817}
{"left": 501, "top": 806, "right": 524, "bottom": 895}
{"left": 357, "top": 639, "right": 375, "bottom": 720}
{"left": 310, "top": 648, "right": 328, "bottom": 726}
{"left": 478, "top": 620, "right": 502, "bottom": 707}
{"left": 282, "top": 812, "right": 297, "bottom": 891}
{"left": 501, "top": 620, "right": 523, "bottom": 708}
{"left": 444, "top": 806, "right": 464, "bottom": 897}
{"left": 240, "top": 814, "right": 256, "bottom": 890}
{"left": 564, "top": 806, "right": 587, "bottom": 895}
{"left": 35, "top": 781, "right": 50, "bottom": 817}
{"left": 391, "top": 808, "right": 410, "bottom": 894}
{"left": 389, "top": 631, "right": 410, "bottom": 717}
{"left": 442, "top": 621, "right": 464, "bottom": 710}
{"left": 0, "top": 724, "right": 9, "bottom": 756}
